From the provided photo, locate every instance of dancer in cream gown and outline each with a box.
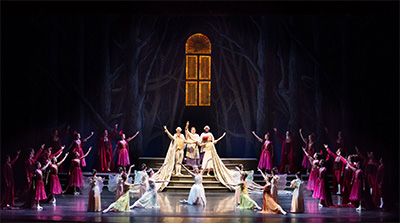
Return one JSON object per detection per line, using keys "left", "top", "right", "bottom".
{"left": 198, "top": 133, "right": 226, "bottom": 176}
{"left": 163, "top": 126, "right": 186, "bottom": 176}
{"left": 130, "top": 164, "right": 168, "bottom": 209}
{"left": 178, "top": 159, "right": 212, "bottom": 206}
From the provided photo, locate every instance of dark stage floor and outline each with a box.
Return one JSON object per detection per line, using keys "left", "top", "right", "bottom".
{"left": 1, "top": 190, "right": 398, "bottom": 223}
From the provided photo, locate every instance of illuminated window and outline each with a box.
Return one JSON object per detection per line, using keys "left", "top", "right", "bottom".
{"left": 185, "top": 33, "right": 211, "bottom": 106}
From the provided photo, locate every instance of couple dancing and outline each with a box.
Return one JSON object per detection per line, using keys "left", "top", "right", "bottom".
{"left": 157, "top": 122, "right": 236, "bottom": 192}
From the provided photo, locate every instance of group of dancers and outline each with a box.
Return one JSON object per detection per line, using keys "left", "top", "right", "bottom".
{"left": 0, "top": 122, "right": 391, "bottom": 213}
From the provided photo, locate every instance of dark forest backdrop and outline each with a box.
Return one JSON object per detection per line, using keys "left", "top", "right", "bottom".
{"left": 2, "top": 1, "right": 399, "bottom": 199}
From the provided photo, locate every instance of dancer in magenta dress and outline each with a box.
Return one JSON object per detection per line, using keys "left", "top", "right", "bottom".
{"left": 274, "top": 128, "right": 294, "bottom": 174}
{"left": 338, "top": 154, "right": 356, "bottom": 206}
{"left": 252, "top": 131, "right": 273, "bottom": 172}
{"left": 115, "top": 131, "right": 139, "bottom": 171}
{"left": 64, "top": 148, "right": 92, "bottom": 195}
{"left": 98, "top": 124, "right": 118, "bottom": 172}
{"left": 34, "top": 160, "right": 51, "bottom": 210}
{"left": 48, "top": 152, "right": 69, "bottom": 205}
{"left": 22, "top": 145, "right": 44, "bottom": 200}
{"left": 348, "top": 161, "right": 377, "bottom": 211}
{"left": 301, "top": 147, "right": 320, "bottom": 192}
{"left": 355, "top": 146, "right": 378, "bottom": 195}
{"left": 69, "top": 131, "right": 94, "bottom": 168}
{"left": 316, "top": 160, "right": 333, "bottom": 207}
{"left": 299, "top": 129, "right": 315, "bottom": 173}
{"left": 1, "top": 150, "right": 20, "bottom": 209}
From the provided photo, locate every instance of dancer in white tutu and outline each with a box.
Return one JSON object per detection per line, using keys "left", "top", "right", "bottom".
{"left": 130, "top": 164, "right": 168, "bottom": 209}
{"left": 177, "top": 158, "right": 212, "bottom": 206}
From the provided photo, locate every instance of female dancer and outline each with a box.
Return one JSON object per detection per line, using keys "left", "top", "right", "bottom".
{"left": 274, "top": 128, "right": 294, "bottom": 174}
{"left": 98, "top": 124, "right": 118, "bottom": 172}
{"left": 299, "top": 129, "right": 315, "bottom": 174}
{"left": 130, "top": 165, "right": 169, "bottom": 209}
{"left": 48, "top": 152, "right": 69, "bottom": 204}
{"left": 108, "top": 165, "right": 135, "bottom": 201}
{"left": 34, "top": 160, "right": 51, "bottom": 210}
{"left": 134, "top": 163, "right": 149, "bottom": 198}
{"left": 316, "top": 160, "right": 333, "bottom": 207}
{"left": 164, "top": 126, "right": 186, "bottom": 176}
{"left": 1, "top": 150, "right": 21, "bottom": 209}
{"left": 102, "top": 173, "right": 141, "bottom": 213}
{"left": 50, "top": 126, "right": 70, "bottom": 156}
{"left": 229, "top": 172, "right": 262, "bottom": 210}
{"left": 70, "top": 131, "right": 94, "bottom": 168}
{"left": 178, "top": 159, "right": 211, "bottom": 206}
{"left": 301, "top": 147, "right": 320, "bottom": 193}
{"left": 252, "top": 131, "right": 273, "bottom": 172}
{"left": 87, "top": 169, "right": 104, "bottom": 212}
{"left": 290, "top": 172, "right": 305, "bottom": 213}
{"left": 269, "top": 167, "right": 280, "bottom": 204}
{"left": 234, "top": 164, "right": 244, "bottom": 206}
{"left": 115, "top": 131, "right": 139, "bottom": 171}
{"left": 257, "top": 170, "right": 286, "bottom": 214}
{"left": 185, "top": 121, "right": 201, "bottom": 168}
{"left": 197, "top": 133, "right": 226, "bottom": 176}
{"left": 325, "top": 144, "right": 344, "bottom": 195}
{"left": 63, "top": 147, "right": 92, "bottom": 195}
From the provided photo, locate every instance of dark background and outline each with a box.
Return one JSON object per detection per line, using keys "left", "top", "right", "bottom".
{"left": 1, "top": 1, "right": 399, "bottom": 200}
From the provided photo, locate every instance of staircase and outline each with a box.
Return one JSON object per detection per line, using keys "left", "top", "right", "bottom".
{"left": 139, "top": 157, "right": 258, "bottom": 193}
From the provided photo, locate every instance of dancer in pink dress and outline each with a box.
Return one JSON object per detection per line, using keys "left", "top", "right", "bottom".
{"left": 338, "top": 154, "right": 356, "bottom": 206}
{"left": 348, "top": 161, "right": 377, "bottom": 211}
{"left": 69, "top": 131, "right": 94, "bottom": 168}
{"left": 115, "top": 131, "right": 139, "bottom": 171}
{"left": 316, "top": 160, "right": 333, "bottom": 207}
{"left": 34, "top": 160, "right": 51, "bottom": 210}
{"left": 274, "top": 128, "right": 294, "bottom": 174}
{"left": 22, "top": 145, "right": 44, "bottom": 200}
{"left": 299, "top": 129, "right": 315, "bottom": 174}
{"left": 252, "top": 131, "right": 273, "bottom": 172}
{"left": 48, "top": 152, "right": 69, "bottom": 205}
{"left": 1, "top": 150, "right": 21, "bottom": 209}
{"left": 301, "top": 147, "right": 320, "bottom": 193}
{"left": 64, "top": 147, "right": 92, "bottom": 195}
{"left": 98, "top": 124, "right": 118, "bottom": 172}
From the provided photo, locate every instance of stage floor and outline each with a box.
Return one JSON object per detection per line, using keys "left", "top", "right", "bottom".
{"left": 1, "top": 190, "right": 398, "bottom": 222}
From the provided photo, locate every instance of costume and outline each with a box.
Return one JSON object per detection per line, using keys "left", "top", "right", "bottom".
{"left": 270, "top": 175, "right": 280, "bottom": 203}
{"left": 316, "top": 166, "right": 333, "bottom": 207}
{"left": 199, "top": 132, "right": 214, "bottom": 164}
{"left": 186, "top": 174, "right": 206, "bottom": 205}
{"left": 99, "top": 129, "right": 116, "bottom": 171}
{"left": 238, "top": 182, "right": 259, "bottom": 209}
{"left": 257, "top": 140, "right": 273, "bottom": 171}
{"left": 290, "top": 179, "right": 305, "bottom": 213}
{"left": 131, "top": 178, "right": 160, "bottom": 209}
{"left": 72, "top": 139, "right": 86, "bottom": 167}
{"left": 275, "top": 131, "right": 294, "bottom": 173}
{"left": 87, "top": 176, "right": 104, "bottom": 212}
{"left": 301, "top": 142, "right": 314, "bottom": 169}
{"left": 35, "top": 169, "right": 47, "bottom": 201}
{"left": 307, "top": 159, "right": 319, "bottom": 191}
{"left": 185, "top": 131, "right": 200, "bottom": 167}
{"left": 49, "top": 164, "right": 62, "bottom": 194}
{"left": 0, "top": 154, "right": 19, "bottom": 207}
{"left": 69, "top": 158, "right": 85, "bottom": 187}
{"left": 116, "top": 140, "right": 130, "bottom": 167}
{"left": 260, "top": 183, "right": 284, "bottom": 214}
{"left": 326, "top": 148, "right": 344, "bottom": 194}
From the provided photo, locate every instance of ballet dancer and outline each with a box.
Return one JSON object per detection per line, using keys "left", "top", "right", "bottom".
{"left": 63, "top": 147, "right": 92, "bottom": 195}
{"left": 98, "top": 124, "right": 118, "bottom": 172}
{"left": 229, "top": 172, "right": 262, "bottom": 210}
{"left": 325, "top": 144, "right": 344, "bottom": 195}
{"left": 1, "top": 150, "right": 21, "bottom": 209}
{"left": 252, "top": 131, "right": 273, "bottom": 172}
{"left": 48, "top": 152, "right": 69, "bottom": 204}
{"left": 68, "top": 131, "right": 94, "bottom": 168}
{"left": 301, "top": 147, "right": 320, "bottom": 194}
{"left": 299, "top": 128, "right": 315, "bottom": 174}
{"left": 290, "top": 172, "right": 305, "bottom": 213}
{"left": 197, "top": 133, "right": 226, "bottom": 176}
{"left": 87, "top": 169, "right": 104, "bottom": 212}
{"left": 115, "top": 131, "right": 139, "bottom": 171}
{"left": 274, "top": 128, "right": 294, "bottom": 174}
{"left": 199, "top": 126, "right": 214, "bottom": 165}
{"left": 34, "top": 160, "right": 51, "bottom": 210}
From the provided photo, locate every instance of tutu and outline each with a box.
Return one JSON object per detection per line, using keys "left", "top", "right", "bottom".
{"left": 35, "top": 180, "right": 47, "bottom": 201}
{"left": 118, "top": 148, "right": 130, "bottom": 166}
{"left": 302, "top": 155, "right": 313, "bottom": 169}
{"left": 69, "top": 166, "right": 85, "bottom": 187}
{"left": 50, "top": 174, "right": 62, "bottom": 194}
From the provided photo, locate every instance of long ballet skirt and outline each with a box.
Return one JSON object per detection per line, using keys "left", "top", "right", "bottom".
{"left": 187, "top": 175, "right": 206, "bottom": 206}
{"left": 316, "top": 167, "right": 333, "bottom": 206}
{"left": 69, "top": 159, "right": 85, "bottom": 187}
{"left": 73, "top": 146, "right": 86, "bottom": 167}
{"left": 118, "top": 148, "right": 130, "bottom": 166}
{"left": 35, "top": 170, "right": 47, "bottom": 201}
{"left": 307, "top": 161, "right": 319, "bottom": 191}
{"left": 258, "top": 141, "right": 273, "bottom": 170}
{"left": 50, "top": 174, "right": 62, "bottom": 194}
{"left": 201, "top": 144, "right": 213, "bottom": 169}
{"left": 238, "top": 183, "right": 259, "bottom": 209}
{"left": 260, "top": 183, "right": 283, "bottom": 214}
{"left": 290, "top": 179, "right": 305, "bottom": 213}
{"left": 111, "top": 184, "right": 132, "bottom": 212}
{"left": 271, "top": 176, "right": 279, "bottom": 204}
{"left": 131, "top": 178, "right": 160, "bottom": 209}
{"left": 349, "top": 169, "right": 363, "bottom": 202}
{"left": 341, "top": 166, "right": 353, "bottom": 205}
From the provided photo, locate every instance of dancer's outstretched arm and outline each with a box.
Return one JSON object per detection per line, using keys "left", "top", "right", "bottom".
{"left": 80, "top": 147, "right": 92, "bottom": 159}
{"left": 178, "top": 162, "right": 195, "bottom": 177}
{"left": 163, "top": 126, "right": 174, "bottom": 140}
{"left": 127, "top": 131, "right": 139, "bottom": 142}
{"left": 57, "top": 152, "right": 69, "bottom": 166}
{"left": 299, "top": 128, "right": 307, "bottom": 144}
{"left": 213, "top": 132, "right": 226, "bottom": 144}
{"left": 251, "top": 131, "right": 263, "bottom": 143}
{"left": 257, "top": 168, "right": 269, "bottom": 182}
{"left": 302, "top": 147, "right": 314, "bottom": 165}
{"left": 200, "top": 158, "right": 212, "bottom": 175}
{"left": 126, "top": 164, "right": 135, "bottom": 176}
{"left": 83, "top": 132, "right": 94, "bottom": 142}
{"left": 155, "top": 163, "right": 167, "bottom": 176}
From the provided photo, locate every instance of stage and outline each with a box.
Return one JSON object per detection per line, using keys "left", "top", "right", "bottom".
{"left": 1, "top": 190, "right": 398, "bottom": 223}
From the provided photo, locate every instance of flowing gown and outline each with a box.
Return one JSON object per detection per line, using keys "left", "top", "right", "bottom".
{"left": 260, "top": 183, "right": 284, "bottom": 214}
{"left": 87, "top": 176, "right": 103, "bottom": 212}
{"left": 257, "top": 140, "right": 273, "bottom": 170}
{"left": 131, "top": 178, "right": 160, "bottom": 209}
{"left": 186, "top": 174, "right": 206, "bottom": 206}
{"left": 238, "top": 183, "right": 259, "bottom": 209}
{"left": 290, "top": 179, "right": 305, "bottom": 213}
